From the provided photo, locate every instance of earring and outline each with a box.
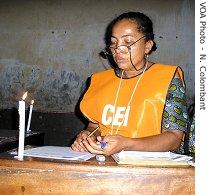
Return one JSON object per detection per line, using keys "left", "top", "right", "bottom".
{"left": 144, "top": 53, "right": 148, "bottom": 59}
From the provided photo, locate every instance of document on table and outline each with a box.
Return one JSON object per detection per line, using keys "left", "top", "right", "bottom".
{"left": 11, "top": 146, "right": 95, "bottom": 161}
{"left": 112, "top": 151, "right": 194, "bottom": 166}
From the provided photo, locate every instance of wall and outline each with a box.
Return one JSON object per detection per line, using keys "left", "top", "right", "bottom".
{"left": 0, "top": 0, "right": 195, "bottom": 113}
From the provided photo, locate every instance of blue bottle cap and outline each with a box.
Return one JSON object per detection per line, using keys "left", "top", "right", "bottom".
{"left": 100, "top": 142, "right": 107, "bottom": 149}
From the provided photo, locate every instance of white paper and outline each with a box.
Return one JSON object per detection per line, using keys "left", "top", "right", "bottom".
{"left": 112, "top": 151, "right": 193, "bottom": 164}
{"left": 15, "top": 146, "right": 95, "bottom": 161}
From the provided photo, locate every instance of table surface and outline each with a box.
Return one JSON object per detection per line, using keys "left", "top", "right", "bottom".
{"left": 0, "top": 151, "right": 195, "bottom": 195}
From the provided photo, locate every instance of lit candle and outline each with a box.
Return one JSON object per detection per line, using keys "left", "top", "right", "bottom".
{"left": 17, "top": 92, "right": 28, "bottom": 160}
{"left": 26, "top": 100, "right": 34, "bottom": 133}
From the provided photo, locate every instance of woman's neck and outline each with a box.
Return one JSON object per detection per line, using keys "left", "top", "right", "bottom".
{"left": 123, "top": 61, "right": 152, "bottom": 78}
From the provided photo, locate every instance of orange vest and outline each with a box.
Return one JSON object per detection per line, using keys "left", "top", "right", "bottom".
{"left": 80, "top": 64, "right": 184, "bottom": 138}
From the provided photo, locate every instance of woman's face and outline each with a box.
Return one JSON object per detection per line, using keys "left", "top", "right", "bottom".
{"left": 110, "top": 19, "right": 152, "bottom": 71}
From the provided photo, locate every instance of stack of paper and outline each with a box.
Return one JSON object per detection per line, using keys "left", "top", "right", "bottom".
{"left": 112, "top": 151, "right": 194, "bottom": 166}
{"left": 12, "top": 146, "right": 95, "bottom": 161}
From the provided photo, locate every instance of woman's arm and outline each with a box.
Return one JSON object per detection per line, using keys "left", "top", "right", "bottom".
{"left": 100, "top": 129, "right": 184, "bottom": 156}
{"left": 124, "top": 129, "right": 183, "bottom": 151}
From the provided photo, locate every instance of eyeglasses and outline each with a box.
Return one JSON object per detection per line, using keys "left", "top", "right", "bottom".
{"left": 105, "top": 35, "right": 145, "bottom": 55}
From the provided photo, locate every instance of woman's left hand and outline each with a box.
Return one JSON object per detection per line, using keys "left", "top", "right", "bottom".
{"left": 99, "top": 135, "right": 128, "bottom": 156}
{"left": 83, "top": 134, "right": 129, "bottom": 156}
{"left": 82, "top": 136, "right": 104, "bottom": 155}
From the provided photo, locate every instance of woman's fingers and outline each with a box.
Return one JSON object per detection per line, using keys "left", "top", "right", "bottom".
{"left": 71, "top": 130, "right": 106, "bottom": 154}
{"left": 72, "top": 130, "right": 102, "bottom": 153}
{"left": 100, "top": 135, "right": 126, "bottom": 156}
{"left": 71, "top": 139, "right": 87, "bottom": 152}
{"left": 71, "top": 130, "right": 91, "bottom": 152}
{"left": 82, "top": 137, "right": 104, "bottom": 154}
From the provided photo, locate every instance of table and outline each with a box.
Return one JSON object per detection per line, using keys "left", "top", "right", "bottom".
{"left": 0, "top": 154, "right": 194, "bottom": 194}
{"left": 0, "top": 130, "right": 45, "bottom": 153}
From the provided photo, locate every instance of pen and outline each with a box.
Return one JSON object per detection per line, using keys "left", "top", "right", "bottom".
{"left": 100, "top": 141, "right": 107, "bottom": 149}
{"left": 86, "top": 126, "right": 100, "bottom": 138}
{"left": 84, "top": 126, "right": 107, "bottom": 149}
{"left": 81, "top": 126, "right": 99, "bottom": 146}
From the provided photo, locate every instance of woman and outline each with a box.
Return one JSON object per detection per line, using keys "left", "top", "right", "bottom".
{"left": 71, "top": 12, "right": 189, "bottom": 156}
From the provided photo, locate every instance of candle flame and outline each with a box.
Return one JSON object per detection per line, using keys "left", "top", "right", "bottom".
{"left": 22, "top": 92, "right": 28, "bottom": 100}
{"left": 31, "top": 100, "right": 34, "bottom": 105}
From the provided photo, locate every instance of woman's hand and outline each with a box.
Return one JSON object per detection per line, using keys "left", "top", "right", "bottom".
{"left": 81, "top": 136, "right": 104, "bottom": 155}
{"left": 71, "top": 122, "right": 105, "bottom": 154}
{"left": 71, "top": 129, "right": 104, "bottom": 154}
{"left": 71, "top": 130, "right": 94, "bottom": 152}
{"left": 76, "top": 134, "right": 128, "bottom": 156}
{"left": 99, "top": 135, "right": 129, "bottom": 156}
